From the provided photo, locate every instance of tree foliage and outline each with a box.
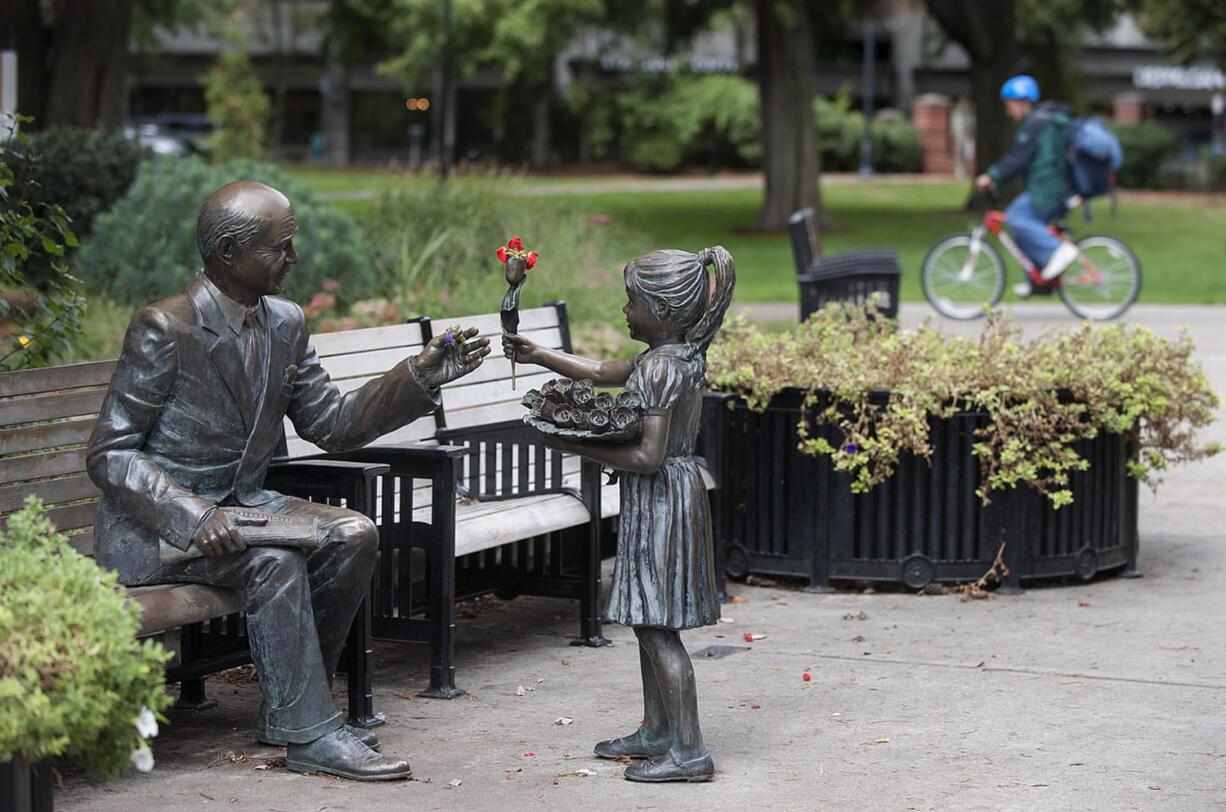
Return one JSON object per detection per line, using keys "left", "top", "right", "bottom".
{"left": 1132, "top": 0, "right": 1226, "bottom": 66}
{"left": 0, "top": 116, "right": 87, "bottom": 370}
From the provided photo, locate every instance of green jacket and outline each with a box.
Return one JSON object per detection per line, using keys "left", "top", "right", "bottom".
{"left": 987, "top": 101, "right": 1075, "bottom": 213}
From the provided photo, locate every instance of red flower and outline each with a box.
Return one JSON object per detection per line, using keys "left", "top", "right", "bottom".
{"left": 508, "top": 236, "right": 524, "bottom": 252}
{"left": 496, "top": 246, "right": 509, "bottom": 263}
{"left": 525, "top": 251, "right": 539, "bottom": 269}
{"left": 802, "top": 672, "right": 812, "bottom": 682}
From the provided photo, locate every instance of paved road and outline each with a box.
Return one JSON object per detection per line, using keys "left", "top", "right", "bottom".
{"left": 60, "top": 305, "right": 1226, "bottom": 811}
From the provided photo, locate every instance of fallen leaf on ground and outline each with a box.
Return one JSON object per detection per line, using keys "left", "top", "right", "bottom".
{"left": 515, "top": 685, "right": 527, "bottom": 697}
{"left": 874, "top": 739, "right": 890, "bottom": 745}
{"left": 742, "top": 632, "right": 767, "bottom": 642}
{"left": 253, "top": 756, "right": 285, "bottom": 771}
{"left": 554, "top": 717, "right": 574, "bottom": 726}
{"left": 1078, "top": 600, "right": 1091, "bottom": 607}
{"left": 505, "top": 767, "right": 522, "bottom": 774}
{"left": 842, "top": 611, "right": 868, "bottom": 621}
{"left": 448, "top": 779, "right": 462, "bottom": 788}
{"left": 730, "top": 596, "right": 749, "bottom": 604}
{"left": 523, "top": 752, "right": 536, "bottom": 758}
{"left": 718, "top": 617, "right": 735, "bottom": 623}
{"left": 750, "top": 703, "right": 762, "bottom": 710}
{"left": 851, "top": 634, "right": 866, "bottom": 642}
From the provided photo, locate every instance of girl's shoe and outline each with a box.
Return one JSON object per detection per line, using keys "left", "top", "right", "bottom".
{"left": 593, "top": 728, "right": 671, "bottom": 759}
{"left": 623, "top": 751, "right": 715, "bottom": 783}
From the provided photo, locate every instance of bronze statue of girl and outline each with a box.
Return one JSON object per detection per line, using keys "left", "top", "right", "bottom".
{"left": 504, "top": 246, "right": 735, "bottom": 783}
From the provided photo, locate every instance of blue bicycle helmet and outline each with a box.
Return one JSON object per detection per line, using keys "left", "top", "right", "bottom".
{"left": 1000, "top": 74, "right": 1040, "bottom": 102}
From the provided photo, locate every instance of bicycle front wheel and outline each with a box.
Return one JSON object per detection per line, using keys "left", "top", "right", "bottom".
{"left": 921, "top": 234, "right": 1006, "bottom": 320}
{"left": 1059, "top": 236, "right": 1142, "bottom": 321}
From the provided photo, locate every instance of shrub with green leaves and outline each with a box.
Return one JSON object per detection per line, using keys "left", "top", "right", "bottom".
{"left": 75, "top": 155, "right": 373, "bottom": 307}
{"left": 814, "top": 89, "right": 921, "bottom": 173}
{"left": 1112, "top": 121, "right": 1182, "bottom": 188}
{"left": 0, "top": 497, "right": 170, "bottom": 778}
{"left": 9, "top": 127, "right": 144, "bottom": 240}
{"left": 708, "top": 303, "right": 1220, "bottom": 506}
{"left": 0, "top": 116, "right": 87, "bottom": 370}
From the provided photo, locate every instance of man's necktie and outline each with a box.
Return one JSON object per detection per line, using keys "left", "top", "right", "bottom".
{"left": 242, "top": 309, "right": 262, "bottom": 389}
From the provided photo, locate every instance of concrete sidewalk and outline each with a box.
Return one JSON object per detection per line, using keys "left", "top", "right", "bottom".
{"left": 58, "top": 306, "right": 1226, "bottom": 812}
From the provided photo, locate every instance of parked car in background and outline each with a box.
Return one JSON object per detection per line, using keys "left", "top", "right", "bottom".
{"left": 124, "top": 113, "right": 212, "bottom": 157}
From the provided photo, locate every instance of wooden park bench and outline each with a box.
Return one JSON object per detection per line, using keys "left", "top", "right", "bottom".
{"left": 0, "top": 360, "right": 389, "bottom": 728}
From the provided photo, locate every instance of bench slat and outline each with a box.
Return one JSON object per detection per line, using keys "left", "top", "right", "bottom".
{"left": 310, "top": 322, "right": 426, "bottom": 357}
{"left": 306, "top": 346, "right": 421, "bottom": 381}
{"left": 0, "top": 447, "right": 89, "bottom": 486}
{"left": 68, "top": 530, "right": 94, "bottom": 556}
{"left": 442, "top": 371, "right": 552, "bottom": 412}
{"left": 128, "top": 583, "right": 244, "bottom": 637}
{"left": 0, "top": 360, "right": 116, "bottom": 399}
{"left": 0, "top": 387, "right": 109, "bottom": 428}
{"left": 0, "top": 418, "right": 94, "bottom": 456}
{"left": 0, "top": 474, "right": 99, "bottom": 514}
{"left": 453, "top": 307, "right": 559, "bottom": 337}
{"left": 1, "top": 499, "right": 96, "bottom": 533}
{"left": 450, "top": 492, "right": 591, "bottom": 557}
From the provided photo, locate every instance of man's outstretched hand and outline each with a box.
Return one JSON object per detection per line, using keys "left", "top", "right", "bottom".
{"left": 412, "top": 326, "right": 491, "bottom": 389}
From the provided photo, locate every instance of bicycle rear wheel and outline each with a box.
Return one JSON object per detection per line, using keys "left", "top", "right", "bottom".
{"left": 921, "top": 234, "right": 1006, "bottom": 320}
{"left": 1058, "top": 236, "right": 1142, "bottom": 320}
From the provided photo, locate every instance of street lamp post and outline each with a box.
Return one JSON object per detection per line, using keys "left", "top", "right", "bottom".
{"left": 858, "top": 20, "right": 876, "bottom": 179}
{"left": 433, "top": 0, "right": 452, "bottom": 182}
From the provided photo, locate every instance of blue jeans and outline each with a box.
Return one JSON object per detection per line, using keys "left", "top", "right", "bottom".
{"left": 1004, "top": 193, "right": 1064, "bottom": 269}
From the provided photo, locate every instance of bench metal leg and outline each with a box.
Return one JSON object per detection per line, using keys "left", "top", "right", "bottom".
{"left": 342, "top": 596, "right": 382, "bottom": 728}
{"left": 174, "top": 677, "right": 217, "bottom": 711}
{"left": 420, "top": 472, "right": 465, "bottom": 699}
{"left": 572, "top": 465, "right": 609, "bottom": 648}
{"left": 174, "top": 624, "right": 218, "bottom": 710}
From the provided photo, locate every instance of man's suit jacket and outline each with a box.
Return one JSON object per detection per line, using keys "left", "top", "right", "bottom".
{"left": 87, "top": 274, "right": 439, "bottom": 585}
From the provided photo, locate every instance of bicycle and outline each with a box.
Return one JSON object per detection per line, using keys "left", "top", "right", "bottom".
{"left": 921, "top": 195, "right": 1142, "bottom": 320}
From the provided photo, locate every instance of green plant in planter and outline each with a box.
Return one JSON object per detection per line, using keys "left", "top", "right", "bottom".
{"left": 708, "top": 302, "right": 1220, "bottom": 506}
{"left": 0, "top": 497, "right": 171, "bottom": 778}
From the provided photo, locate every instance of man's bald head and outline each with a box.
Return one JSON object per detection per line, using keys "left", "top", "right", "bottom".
{"left": 196, "top": 181, "right": 294, "bottom": 266}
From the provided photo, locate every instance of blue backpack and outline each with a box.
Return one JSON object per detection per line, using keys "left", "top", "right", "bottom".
{"left": 1067, "top": 117, "right": 1123, "bottom": 202}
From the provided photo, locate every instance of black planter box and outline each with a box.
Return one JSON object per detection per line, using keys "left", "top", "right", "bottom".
{"left": 702, "top": 391, "right": 1140, "bottom": 593}
{"left": 1, "top": 758, "right": 54, "bottom": 812}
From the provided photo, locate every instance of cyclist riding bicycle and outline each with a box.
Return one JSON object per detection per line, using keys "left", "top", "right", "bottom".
{"left": 973, "top": 75, "right": 1080, "bottom": 298}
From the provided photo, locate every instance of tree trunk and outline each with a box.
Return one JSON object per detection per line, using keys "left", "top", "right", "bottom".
{"left": 320, "top": 42, "right": 351, "bottom": 165}
{"left": 969, "top": 45, "right": 1016, "bottom": 175}
{"left": 44, "top": 0, "right": 133, "bottom": 130}
{"left": 924, "top": 0, "right": 1016, "bottom": 204}
{"left": 754, "top": 0, "right": 825, "bottom": 231}
{"left": 0, "top": 0, "right": 48, "bottom": 127}
{"left": 531, "top": 93, "right": 550, "bottom": 169}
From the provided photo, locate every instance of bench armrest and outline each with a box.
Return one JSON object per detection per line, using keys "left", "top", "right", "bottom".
{"left": 308, "top": 443, "right": 468, "bottom": 478}
{"left": 265, "top": 459, "right": 390, "bottom": 512}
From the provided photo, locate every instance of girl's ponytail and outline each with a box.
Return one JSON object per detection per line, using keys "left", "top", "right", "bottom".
{"left": 686, "top": 245, "right": 736, "bottom": 353}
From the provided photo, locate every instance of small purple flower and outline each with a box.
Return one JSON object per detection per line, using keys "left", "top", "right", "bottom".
{"left": 843, "top": 443, "right": 859, "bottom": 455}
{"left": 443, "top": 330, "right": 457, "bottom": 346}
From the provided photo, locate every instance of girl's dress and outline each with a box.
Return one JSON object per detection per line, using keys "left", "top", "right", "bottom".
{"left": 605, "top": 343, "right": 720, "bottom": 630}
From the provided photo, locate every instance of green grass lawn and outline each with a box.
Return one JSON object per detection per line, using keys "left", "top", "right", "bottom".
{"left": 290, "top": 168, "right": 1226, "bottom": 304}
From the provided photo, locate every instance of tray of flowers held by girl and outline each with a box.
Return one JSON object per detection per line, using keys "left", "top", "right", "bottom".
{"left": 522, "top": 377, "right": 644, "bottom": 442}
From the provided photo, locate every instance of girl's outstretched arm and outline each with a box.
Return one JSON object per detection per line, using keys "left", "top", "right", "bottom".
{"left": 503, "top": 332, "right": 633, "bottom": 387}
{"left": 540, "top": 411, "right": 669, "bottom": 475}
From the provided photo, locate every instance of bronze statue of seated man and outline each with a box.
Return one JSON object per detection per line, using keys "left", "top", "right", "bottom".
{"left": 87, "top": 180, "right": 489, "bottom": 781}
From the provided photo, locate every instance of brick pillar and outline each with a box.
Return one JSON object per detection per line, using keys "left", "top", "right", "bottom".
{"left": 912, "top": 93, "right": 953, "bottom": 174}
{"left": 1113, "top": 92, "right": 1144, "bottom": 125}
